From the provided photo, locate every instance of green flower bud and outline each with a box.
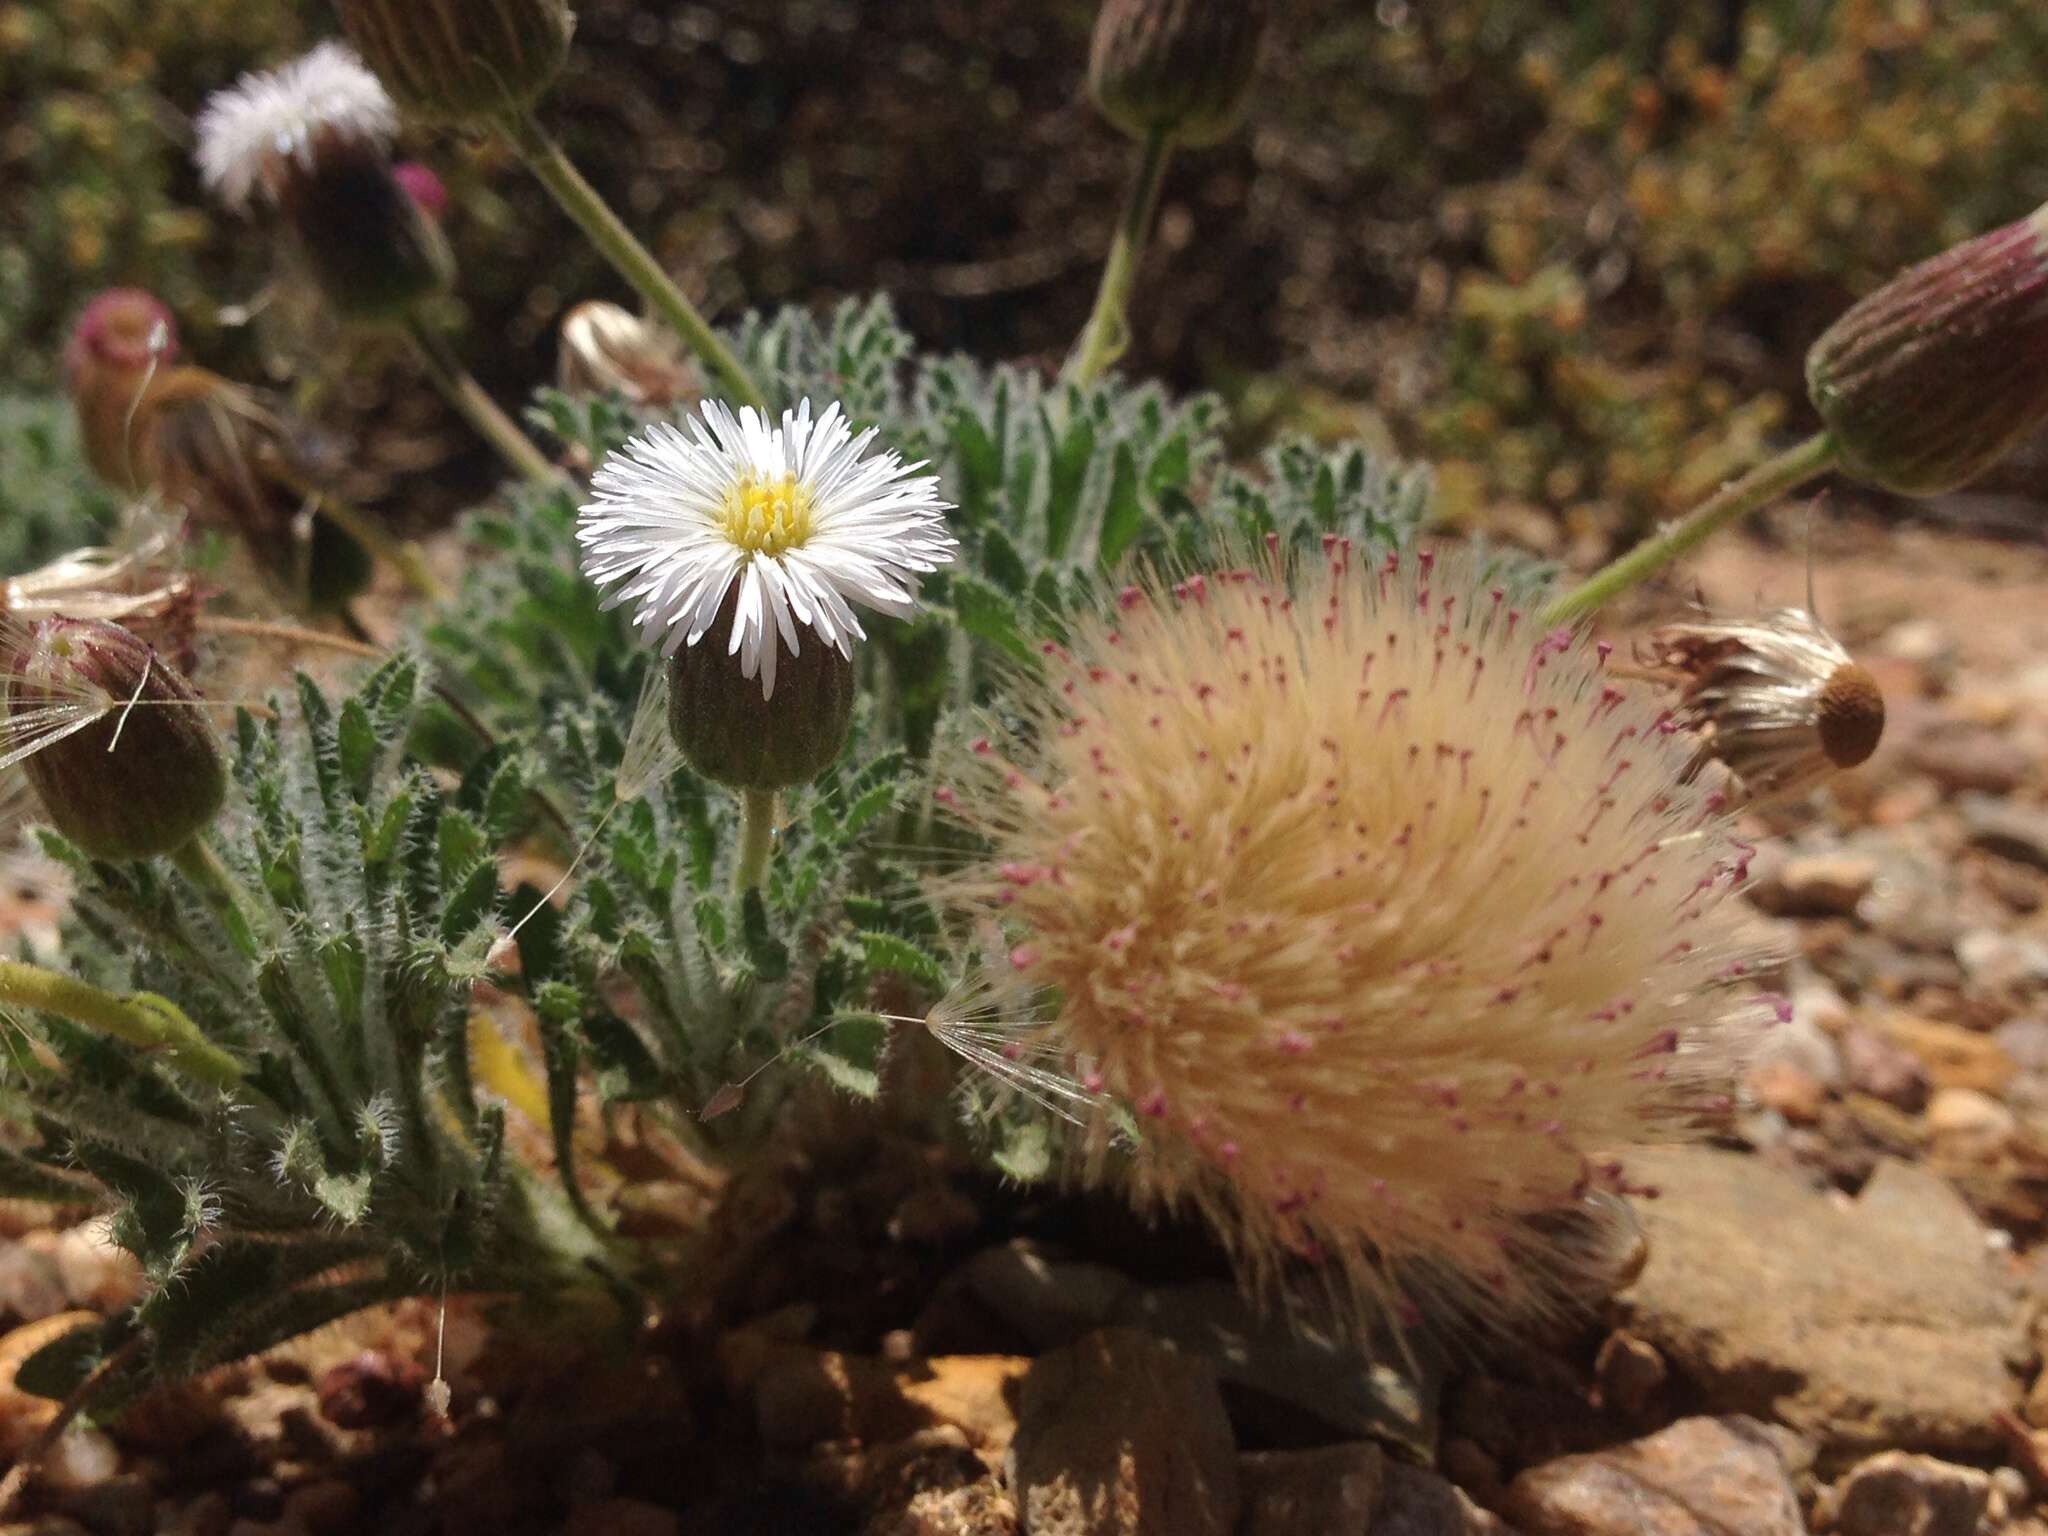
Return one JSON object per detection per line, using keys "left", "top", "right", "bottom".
{"left": 5, "top": 619, "right": 227, "bottom": 860}
{"left": 666, "top": 593, "right": 854, "bottom": 791}
{"left": 333, "top": 0, "right": 574, "bottom": 125}
{"left": 1088, "top": 0, "right": 1271, "bottom": 148}
{"left": 1807, "top": 204, "right": 2048, "bottom": 496}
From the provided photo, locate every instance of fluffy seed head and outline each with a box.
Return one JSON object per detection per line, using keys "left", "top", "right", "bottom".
{"left": 1640, "top": 608, "right": 1883, "bottom": 806}
{"left": 1088, "top": 0, "right": 1272, "bottom": 148}
{"left": 577, "top": 400, "right": 956, "bottom": 699}
{"left": 1807, "top": 203, "right": 2048, "bottom": 495}
{"left": 938, "top": 546, "right": 1773, "bottom": 1324}
{"left": 194, "top": 42, "right": 398, "bottom": 212}
{"left": 333, "top": 0, "right": 573, "bottom": 124}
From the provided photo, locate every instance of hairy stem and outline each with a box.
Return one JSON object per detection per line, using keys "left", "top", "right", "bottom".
{"left": 170, "top": 836, "right": 261, "bottom": 960}
{"left": 500, "top": 110, "right": 766, "bottom": 410}
{"left": 1539, "top": 432, "right": 1839, "bottom": 626}
{"left": 734, "top": 787, "right": 776, "bottom": 894}
{"left": 402, "top": 313, "right": 565, "bottom": 489}
{"left": 1070, "top": 126, "right": 1174, "bottom": 385}
{"left": 0, "top": 959, "right": 244, "bottom": 1094}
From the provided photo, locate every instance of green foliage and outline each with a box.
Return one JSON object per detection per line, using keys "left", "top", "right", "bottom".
{"left": 0, "top": 656, "right": 607, "bottom": 1402}
{"left": 0, "top": 293, "right": 1483, "bottom": 1402}
{"left": 0, "top": 394, "right": 118, "bottom": 570}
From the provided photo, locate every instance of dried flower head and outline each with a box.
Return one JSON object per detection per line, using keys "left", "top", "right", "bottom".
{"left": 1639, "top": 608, "right": 1884, "bottom": 806}
{"left": 938, "top": 546, "right": 1773, "bottom": 1323}
{"left": 196, "top": 44, "right": 451, "bottom": 322}
{"left": 558, "top": 301, "right": 695, "bottom": 410}
{"left": 333, "top": 0, "right": 574, "bottom": 124}
{"left": 1089, "top": 0, "right": 1272, "bottom": 148}
{"left": 577, "top": 400, "right": 956, "bottom": 698}
{"left": 1808, "top": 202, "right": 2048, "bottom": 495}
{"left": 2, "top": 523, "right": 203, "bottom": 675}
{"left": 2, "top": 618, "right": 227, "bottom": 860}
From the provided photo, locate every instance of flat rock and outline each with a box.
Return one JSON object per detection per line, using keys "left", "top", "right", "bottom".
{"left": 1964, "top": 795, "right": 2048, "bottom": 873}
{"left": 721, "top": 1333, "right": 1027, "bottom": 1454}
{"left": 1616, "top": 1149, "right": 2023, "bottom": 1456}
{"left": 1501, "top": 1416, "right": 1800, "bottom": 1536}
{"left": 1237, "top": 1444, "right": 1384, "bottom": 1536}
{"left": 1007, "top": 1328, "right": 1238, "bottom": 1536}
{"left": 1372, "top": 1462, "right": 1519, "bottom": 1535}
{"left": 1818, "top": 1450, "right": 1992, "bottom": 1536}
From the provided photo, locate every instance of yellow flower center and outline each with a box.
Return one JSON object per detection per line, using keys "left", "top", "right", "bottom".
{"left": 719, "top": 473, "right": 813, "bottom": 557}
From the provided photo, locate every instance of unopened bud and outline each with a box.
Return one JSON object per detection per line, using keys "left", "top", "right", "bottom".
{"left": 666, "top": 592, "right": 854, "bottom": 790}
{"left": 1807, "top": 204, "right": 2048, "bottom": 495}
{"left": 5, "top": 619, "right": 227, "bottom": 860}
{"left": 1088, "top": 0, "right": 1271, "bottom": 148}
{"left": 334, "top": 0, "right": 574, "bottom": 124}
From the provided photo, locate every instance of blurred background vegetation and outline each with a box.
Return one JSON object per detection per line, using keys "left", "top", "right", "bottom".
{"left": 4, "top": 0, "right": 2047, "bottom": 544}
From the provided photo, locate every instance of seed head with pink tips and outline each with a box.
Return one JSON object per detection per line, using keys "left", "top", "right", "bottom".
{"left": 937, "top": 545, "right": 1776, "bottom": 1325}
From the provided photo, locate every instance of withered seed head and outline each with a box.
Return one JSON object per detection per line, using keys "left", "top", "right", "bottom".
{"left": 1815, "top": 662, "right": 1885, "bottom": 770}
{"left": 1641, "top": 607, "right": 1883, "bottom": 805}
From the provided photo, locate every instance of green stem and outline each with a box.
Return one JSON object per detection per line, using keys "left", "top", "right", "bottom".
{"left": 1070, "top": 126, "right": 1175, "bottom": 385}
{"left": 734, "top": 788, "right": 776, "bottom": 894}
{"left": 311, "top": 493, "right": 453, "bottom": 605}
{"left": 0, "top": 958, "right": 244, "bottom": 1094}
{"left": 1539, "top": 432, "right": 1839, "bottom": 627}
{"left": 402, "top": 313, "right": 564, "bottom": 489}
{"left": 171, "top": 836, "right": 261, "bottom": 960}
{"left": 500, "top": 110, "right": 767, "bottom": 410}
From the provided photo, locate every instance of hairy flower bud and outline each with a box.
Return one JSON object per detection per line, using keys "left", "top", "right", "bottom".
{"left": 5, "top": 619, "right": 226, "bottom": 860}
{"left": 1088, "top": 0, "right": 1271, "bottom": 148}
{"left": 1806, "top": 204, "right": 2048, "bottom": 495}
{"left": 666, "top": 590, "right": 854, "bottom": 790}
{"left": 334, "top": 0, "right": 574, "bottom": 124}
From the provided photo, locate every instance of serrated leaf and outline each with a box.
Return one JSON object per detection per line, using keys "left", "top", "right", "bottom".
{"left": 1098, "top": 441, "right": 1144, "bottom": 567}
{"left": 858, "top": 932, "right": 945, "bottom": 986}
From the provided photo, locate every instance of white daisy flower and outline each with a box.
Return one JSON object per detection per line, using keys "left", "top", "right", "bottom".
{"left": 577, "top": 400, "right": 957, "bottom": 699}
{"left": 195, "top": 41, "right": 398, "bottom": 211}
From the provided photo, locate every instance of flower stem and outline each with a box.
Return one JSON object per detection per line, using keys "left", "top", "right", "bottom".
{"left": 402, "top": 313, "right": 564, "bottom": 489}
{"left": 734, "top": 788, "right": 776, "bottom": 894}
{"left": 171, "top": 836, "right": 261, "bottom": 959}
{"left": 500, "top": 110, "right": 766, "bottom": 411}
{"left": 0, "top": 958, "right": 244, "bottom": 1094}
{"left": 1538, "top": 432, "right": 1840, "bottom": 627}
{"left": 1069, "top": 126, "right": 1174, "bottom": 385}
